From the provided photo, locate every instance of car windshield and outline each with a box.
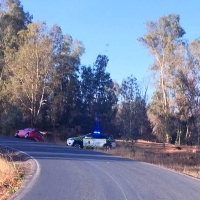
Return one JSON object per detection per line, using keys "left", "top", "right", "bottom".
{"left": 83, "top": 133, "right": 93, "bottom": 138}
{"left": 24, "top": 128, "right": 34, "bottom": 131}
{"left": 36, "top": 130, "right": 43, "bottom": 136}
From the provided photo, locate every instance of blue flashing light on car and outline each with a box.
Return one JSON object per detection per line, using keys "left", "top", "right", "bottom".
{"left": 93, "top": 131, "right": 101, "bottom": 134}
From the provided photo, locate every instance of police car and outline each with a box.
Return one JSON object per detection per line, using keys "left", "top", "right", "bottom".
{"left": 67, "top": 132, "right": 116, "bottom": 149}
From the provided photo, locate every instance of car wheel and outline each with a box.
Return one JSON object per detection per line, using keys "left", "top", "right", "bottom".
{"left": 25, "top": 133, "right": 29, "bottom": 139}
{"left": 73, "top": 143, "right": 81, "bottom": 148}
{"left": 103, "top": 144, "right": 111, "bottom": 151}
{"left": 14, "top": 132, "right": 19, "bottom": 138}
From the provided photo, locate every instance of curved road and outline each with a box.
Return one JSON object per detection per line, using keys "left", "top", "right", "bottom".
{"left": 1, "top": 136, "right": 200, "bottom": 200}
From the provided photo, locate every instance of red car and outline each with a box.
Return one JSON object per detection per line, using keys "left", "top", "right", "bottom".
{"left": 14, "top": 128, "right": 44, "bottom": 142}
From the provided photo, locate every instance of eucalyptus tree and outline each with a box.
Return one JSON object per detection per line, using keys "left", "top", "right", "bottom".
{"left": 80, "top": 55, "right": 118, "bottom": 134}
{"left": 5, "top": 22, "right": 54, "bottom": 126}
{"left": 0, "top": 0, "right": 32, "bottom": 79}
{"left": 47, "top": 24, "right": 85, "bottom": 131}
{"left": 0, "top": 0, "right": 32, "bottom": 132}
{"left": 93, "top": 55, "right": 118, "bottom": 121}
{"left": 119, "top": 75, "right": 148, "bottom": 146}
{"left": 147, "top": 90, "right": 175, "bottom": 143}
{"left": 138, "top": 14, "right": 185, "bottom": 142}
{"left": 170, "top": 40, "right": 200, "bottom": 144}
{"left": 79, "top": 65, "right": 95, "bottom": 131}
{"left": 189, "top": 40, "right": 200, "bottom": 144}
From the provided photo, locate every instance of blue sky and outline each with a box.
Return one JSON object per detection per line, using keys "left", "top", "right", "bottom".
{"left": 20, "top": 0, "right": 200, "bottom": 98}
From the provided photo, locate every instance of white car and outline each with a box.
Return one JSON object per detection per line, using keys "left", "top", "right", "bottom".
{"left": 67, "top": 133, "right": 116, "bottom": 149}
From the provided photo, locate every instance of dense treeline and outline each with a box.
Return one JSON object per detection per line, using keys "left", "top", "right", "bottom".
{"left": 0, "top": 0, "right": 151, "bottom": 142}
{"left": 1, "top": 1, "right": 200, "bottom": 145}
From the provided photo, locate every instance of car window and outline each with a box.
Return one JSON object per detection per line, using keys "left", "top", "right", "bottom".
{"left": 93, "top": 134, "right": 101, "bottom": 139}
{"left": 100, "top": 135, "right": 107, "bottom": 139}
{"left": 83, "top": 133, "right": 93, "bottom": 138}
{"left": 36, "top": 130, "right": 43, "bottom": 136}
{"left": 25, "top": 128, "right": 34, "bottom": 131}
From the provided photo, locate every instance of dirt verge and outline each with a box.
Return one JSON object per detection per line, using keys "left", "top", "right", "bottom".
{"left": 0, "top": 146, "right": 34, "bottom": 200}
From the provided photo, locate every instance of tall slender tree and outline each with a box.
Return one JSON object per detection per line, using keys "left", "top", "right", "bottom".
{"left": 138, "top": 14, "right": 185, "bottom": 142}
{"left": 47, "top": 24, "right": 85, "bottom": 130}
{"left": 5, "top": 22, "right": 54, "bottom": 126}
{"left": 0, "top": 0, "right": 32, "bottom": 79}
{"left": 119, "top": 75, "right": 150, "bottom": 151}
{"left": 79, "top": 55, "right": 118, "bottom": 134}
{"left": 170, "top": 41, "right": 200, "bottom": 144}
{"left": 0, "top": 0, "right": 32, "bottom": 133}
{"left": 120, "top": 76, "right": 147, "bottom": 139}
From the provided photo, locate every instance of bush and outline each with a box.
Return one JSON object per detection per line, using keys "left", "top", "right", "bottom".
{"left": 0, "top": 105, "right": 23, "bottom": 135}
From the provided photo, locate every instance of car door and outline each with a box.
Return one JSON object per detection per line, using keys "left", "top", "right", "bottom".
{"left": 83, "top": 133, "right": 94, "bottom": 147}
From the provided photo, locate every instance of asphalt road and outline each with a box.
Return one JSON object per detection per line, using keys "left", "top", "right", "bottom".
{"left": 1, "top": 136, "right": 200, "bottom": 200}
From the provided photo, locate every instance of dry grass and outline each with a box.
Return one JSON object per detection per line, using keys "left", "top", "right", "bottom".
{"left": 0, "top": 150, "right": 25, "bottom": 200}
{"left": 103, "top": 140, "right": 200, "bottom": 179}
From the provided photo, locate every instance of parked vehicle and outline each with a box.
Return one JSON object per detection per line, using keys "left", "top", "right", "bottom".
{"left": 14, "top": 128, "right": 44, "bottom": 142}
{"left": 67, "top": 132, "right": 116, "bottom": 149}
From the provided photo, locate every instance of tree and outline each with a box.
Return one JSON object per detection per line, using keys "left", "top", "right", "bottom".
{"left": 138, "top": 14, "right": 185, "bottom": 142}
{"left": 5, "top": 22, "right": 54, "bottom": 126}
{"left": 169, "top": 41, "right": 200, "bottom": 144}
{"left": 147, "top": 91, "right": 175, "bottom": 143}
{"left": 93, "top": 55, "right": 118, "bottom": 130}
{"left": 119, "top": 75, "right": 149, "bottom": 150}
{"left": 0, "top": 0, "right": 32, "bottom": 79}
{"left": 0, "top": 0, "right": 32, "bottom": 133}
{"left": 79, "top": 55, "right": 118, "bottom": 134}
{"left": 47, "top": 24, "right": 85, "bottom": 133}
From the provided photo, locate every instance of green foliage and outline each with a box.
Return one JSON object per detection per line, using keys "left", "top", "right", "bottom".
{"left": 0, "top": 0, "right": 32, "bottom": 133}
{"left": 79, "top": 55, "right": 118, "bottom": 134}
{"left": 0, "top": 0, "right": 149, "bottom": 140}
{"left": 47, "top": 24, "right": 84, "bottom": 130}
{"left": 5, "top": 22, "right": 55, "bottom": 126}
{"left": 0, "top": 105, "right": 23, "bottom": 135}
{"left": 138, "top": 14, "right": 185, "bottom": 56}
{"left": 139, "top": 14, "right": 189, "bottom": 144}
{"left": 0, "top": 0, "right": 32, "bottom": 51}
{"left": 119, "top": 75, "right": 150, "bottom": 141}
